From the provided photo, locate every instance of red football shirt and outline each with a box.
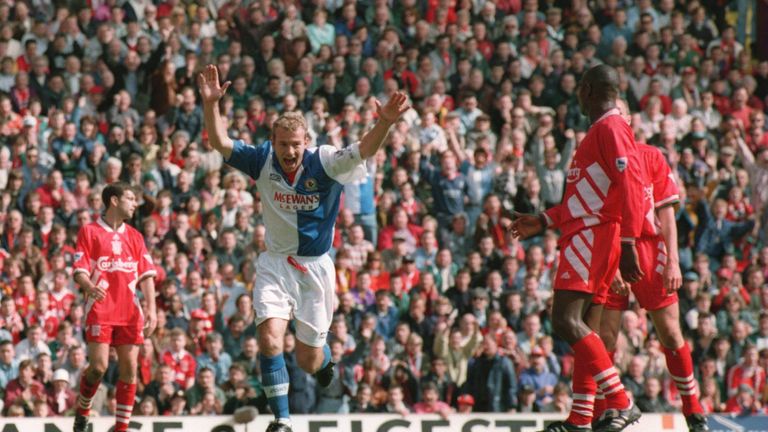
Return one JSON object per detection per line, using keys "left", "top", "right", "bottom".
{"left": 162, "top": 349, "right": 196, "bottom": 388}
{"left": 638, "top": 144, "right": 680, "bottom": 238}
{"left": 73, "top": 218, "right": 157, "bottom": 326}
{"left": 544, "top": 109, "right": 644, "bottom": 242}
{"left": 48, "top": 289, "right": 76, "bottom": 321}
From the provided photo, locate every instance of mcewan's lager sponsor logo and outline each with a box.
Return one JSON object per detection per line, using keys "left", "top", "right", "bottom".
{"left": 96, "top": 256, "right": 139, "bottom": 273}
{"left": 273, "top": 191, "right": 320, "bottom": 211}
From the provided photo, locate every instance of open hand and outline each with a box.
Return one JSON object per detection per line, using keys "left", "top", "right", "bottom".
{"left": 87, "top": 279, "right": 108, "bottom": 301}
{"left": 197, "top": 64, "right": 231, "bottom": 105}
{"left": 508, "top": 212, "right": 545, "bottom": 239}
{"left": 376, "top": 91, "right": 410, "bottom": 124}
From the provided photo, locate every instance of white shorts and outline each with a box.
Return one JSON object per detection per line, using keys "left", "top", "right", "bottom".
{"left": 253, "top": 251, "right": 336, "bottom": 347}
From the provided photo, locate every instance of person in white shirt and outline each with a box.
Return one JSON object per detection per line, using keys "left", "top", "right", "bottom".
{"left": 14, "top": 325, "right": 52, "bottom": 361}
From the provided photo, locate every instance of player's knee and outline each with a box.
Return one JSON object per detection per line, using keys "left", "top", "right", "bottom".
{"left": 86, "top": 366, "right": 106, "bottom": 381}
{"left": 296, "top": 351, "right": 323, "bottom": 374}
{"left": 257, "top": 333, "right": 283, "bottom": 356}
{"left": 658, "top": 326, "right": 685, "bottom": 350}
{"left": 119, "top": 370, "right": 137, "bottom": 383}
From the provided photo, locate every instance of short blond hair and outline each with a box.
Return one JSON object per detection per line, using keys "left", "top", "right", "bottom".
{"left": 271, "top": 111, "right": 308, "bottom": 137}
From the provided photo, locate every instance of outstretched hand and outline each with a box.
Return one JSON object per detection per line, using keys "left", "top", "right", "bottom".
{"left": 508, "top": 212, "right": 545, "bottom": 239}
{"left": 376, "top": 91, "right": 410, "bottom": 124}
{"left": 197, "top": 64, "right": 231, "bottom": 105}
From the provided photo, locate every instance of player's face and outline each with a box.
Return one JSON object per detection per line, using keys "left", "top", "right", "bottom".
{"left": 273, "top": 126, "right": 308, "bottom": 173}
{"left": 115, "top": 190, "right": 138, "bottom": 220}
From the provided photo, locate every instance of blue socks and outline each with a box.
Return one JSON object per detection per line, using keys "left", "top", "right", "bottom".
{"left": 260, "top": 353, "right": 290, "bottom": 421}
{"left": 320, "top": 344, "right": 331, "bottom": 369}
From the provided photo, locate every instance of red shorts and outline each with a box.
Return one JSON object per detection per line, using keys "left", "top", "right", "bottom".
{"left": 604, "top": 236, "right": 678, "bottom": 311}
{"left": 554, "top": 223, "right": 621, "bottom": 304}
{"left": 85, "top": 323, "right": 143, "bottom": 346}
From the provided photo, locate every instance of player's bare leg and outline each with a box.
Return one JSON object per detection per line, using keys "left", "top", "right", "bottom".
{"left": 294, "top": 320, "right": 335, "bottom": 387}
{"left": 540, "top": 291, "right": 638, "bottom": 432}
{"left": 599, "top": 305, "right": 707, "bottom": 431}
{"left": 114, "top": 344, "right": 140, "bottom": 432}
{"left": 257, "top": 318, "right": 293, "bottom": 432}
{"left": 74, "top": 343, "right": 109, "bottom": 432}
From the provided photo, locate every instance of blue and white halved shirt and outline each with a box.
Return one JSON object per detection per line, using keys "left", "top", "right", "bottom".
{"left": 225, "top": 140, "right": 367, "bottom": 257}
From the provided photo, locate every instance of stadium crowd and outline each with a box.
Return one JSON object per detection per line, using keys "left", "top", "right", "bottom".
{"left": 0, "top": 0, "right": 766, "bottom": 421}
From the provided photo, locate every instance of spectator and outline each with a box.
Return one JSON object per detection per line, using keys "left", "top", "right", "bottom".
{"left": 519, "top": 346, "right": 559, "bottom": 405}
{"left": 4, "top": 359, "right": 44, "bottom": 412}
{"left": 464, "top": 336, "right": 517, "bottom": 412}
{"left": 46, "top": 368, "right": 76, "bottom": 415}
{"left": 636, "top": 377, "right": 673, "bottom": 413}
{"left": 0, "top": 340, "right": 19, "bottom": 388}
{"left": 413, "top": 381, "right": 452, "bottom": 417}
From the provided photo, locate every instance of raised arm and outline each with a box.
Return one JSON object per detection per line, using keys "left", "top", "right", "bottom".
{"left": 198, "top": 65, "right": 234, "bottom": 159}
{"left": 559, "top": 129, "right": 577, "bottom": 169}
{"left": 358, "top": 92, "right": 410, "bottom": 160}
{"left": 736, "top": 135, "right": 756, "bottom": 168}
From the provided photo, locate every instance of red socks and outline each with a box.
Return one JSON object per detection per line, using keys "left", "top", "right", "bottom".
{"left": 568, "top": 332, "right": 630, "bottom": 425}
{"left": 115, "top": 380, "right": 137, "bottom": 431}
{"left": 76, "top": 374, "right": 101, "bottom": 417}
{"left": 593, "top": 350, "right": 616, "bottom": 420}
{"left": 664, "top": 343, "right": 703, "bottom": 416}
{"left": 567, "top": 358, "right": 597, "bottom": 426}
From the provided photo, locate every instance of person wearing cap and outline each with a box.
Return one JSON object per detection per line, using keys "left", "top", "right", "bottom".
{"left": 671, "top": 67, "right": 702, "bottom": 108}
{"left": 519, "top": 346, "right": 559, "bottom": 406}
{"left": 456, "top": 393, "right": 474, "bottom": 413}
{"left": 711, "top": 267, "right": 751, "bottom": 310}
{"left": 167, "top": 389, "right": 188, "bottom": 415}
{"left": 47, "top": 368, "right": 76, "bottom": 415}
{"left": 381, "top": 233, "right": 410, "bottom": 274}
{"left": 678, "top": 271, "right": 702, "bottom": 314}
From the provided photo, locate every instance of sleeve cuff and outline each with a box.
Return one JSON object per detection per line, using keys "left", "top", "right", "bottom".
{"left": 73, "top": 268, "right": 90, "bottom": 277}
{"left": 137, "top": 270, "right": 158, "bottom": 283}
{"left": 541, "top": 212, "right": 553, "bottom": 227}
{"left": 620, "top": 237, "right": 636, "bottom": 245}
{"left": 222, "top": 139, "right": 243, "bottom": 164}
{"left": 655, "top": 195, "right": 680, "bottom": 209}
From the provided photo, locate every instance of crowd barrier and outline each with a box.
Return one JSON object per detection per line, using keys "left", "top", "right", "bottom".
{"left": 1, "top": 413, "right": 766, "bottom": 432}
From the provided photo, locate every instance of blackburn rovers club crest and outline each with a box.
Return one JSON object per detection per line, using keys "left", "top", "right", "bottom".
{"left": 111, "top": 236, "right": 122, "bottom": 255}
{"left": 304, "top": 178, "right": 318, "bottom": 191}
